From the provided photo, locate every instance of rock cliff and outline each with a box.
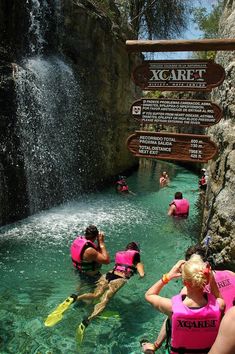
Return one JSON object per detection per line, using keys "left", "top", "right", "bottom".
{"left": 0, "top": 0, "right": 140, "bottom": 225}
{"left": 202, "top": 0, "right": 235, "bottom": 269}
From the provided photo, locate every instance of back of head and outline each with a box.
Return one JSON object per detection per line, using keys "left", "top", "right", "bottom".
{"left": 175, "top": 191, "right": 183, "bottom": 199}
{"left": 185, "top": 244, "right": 207, "bottom": 262}
{"left": 126, "top": 241, "right": 140, "bottom": 252}
{"left": 182, "top": 254, "right": 208, "bottom": 289}
{"left": 85, "top": 225, "right": 98, "bottom": 241}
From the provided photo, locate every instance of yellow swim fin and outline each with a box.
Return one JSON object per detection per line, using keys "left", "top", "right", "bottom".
{"left": 98, "top": 310, "right": 120, "bottom": 320}
{"left": 44, "top": 294, "right": 77, "bottom": 327}
{"left": 76, "top": 318, "right": 89, "bottom": 344}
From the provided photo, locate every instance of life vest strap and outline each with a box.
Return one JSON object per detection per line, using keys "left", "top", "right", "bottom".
{"left": 71, "top": 258, "right": 96, "bottom": 271}
{"left": 114, "top": 263, "right": 136, "bottom": 271}
{"left": 171, "top": 346, "right": 210, "bottom": 353}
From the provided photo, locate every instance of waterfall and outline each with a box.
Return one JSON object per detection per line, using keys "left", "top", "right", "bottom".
{"left": 15, "top": 1, "right": 85, "bottom": 214}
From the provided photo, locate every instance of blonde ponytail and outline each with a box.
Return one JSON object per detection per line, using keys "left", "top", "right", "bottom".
{"left": 182, "top": 254, "right": 208, "bottom": 289}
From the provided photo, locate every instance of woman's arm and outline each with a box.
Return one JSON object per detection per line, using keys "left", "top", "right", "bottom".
{"left": 136, "top": 262, "right": 145, "bottom": 277}
{"left": 209, "top": 269, "right": 225, "bottom": 312}
{"left": 145, "top": 260, "right": 185, "bottom": 316}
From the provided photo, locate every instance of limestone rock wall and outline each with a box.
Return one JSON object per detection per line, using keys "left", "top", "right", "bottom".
{"left": 60, "top": 0, "right": 141, "bottom": 186}
{"left": 202, "top": 0, "right": 235, "bottom": 269}
{"left": 0, "top": 0, "right": 140, "bottom": 225}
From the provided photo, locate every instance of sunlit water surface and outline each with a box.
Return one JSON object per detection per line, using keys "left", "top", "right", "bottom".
{"left": 0, "top": 161, "right": 202, "bottom": 354}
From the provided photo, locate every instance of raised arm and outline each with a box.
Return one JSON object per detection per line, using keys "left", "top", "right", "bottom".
{"left": 145, "top": 259, "right": 185, "bottom": 317}
{"left": 85, "top": 232, "right": 110, "bottom": 264}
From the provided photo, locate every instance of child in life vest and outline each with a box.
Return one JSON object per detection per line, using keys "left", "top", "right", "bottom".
{"left": 145, "top": 255, "right": 224, "bottom": 354}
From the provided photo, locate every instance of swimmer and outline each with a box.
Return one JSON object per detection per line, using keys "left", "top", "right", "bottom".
{"left": 159, "top": 171, "right": 169, "bottom": 187}
{"left": 76, "top": 242, "right": 144, "bottom": 342}
{"left": 145, "top": 255, "right": 224, "bottom": 353}
{"left": 168, "top": 191, "right": 190, "bottom": 217}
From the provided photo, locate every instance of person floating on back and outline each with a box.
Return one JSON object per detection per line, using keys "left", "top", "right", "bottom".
{"left": 168, "top": 191, "right": 190, "bottom": 218}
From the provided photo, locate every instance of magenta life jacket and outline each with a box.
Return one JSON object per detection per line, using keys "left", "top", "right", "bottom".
{"left": 214, "top": 271, "right": 235, "bottom": 311}
{"left": 70, "top": 236, "right": 99, "bottom": 272}
{"left": 120, "top": 184, "right": 129, "bottom": 192}
{"left": 116, "top": 179, "right": 129, "bottom": 193}
{"left": 199, "top": 176, "right": 207, "bottom": 186}
{"left": 171, "top": 199, "right": 189, "bottom": 217}
{"left": 171, "top": 293, "right": 221, "bottom": 354}
{"left": 113, "top": 250, "right": 139, "bottom": 278}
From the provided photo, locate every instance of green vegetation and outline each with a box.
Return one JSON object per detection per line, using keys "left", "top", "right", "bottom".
{"left": 90, "top": 0, "right": 192, "bottom": 40}
{"left": 192, "top": 0, "right": 224, "bottom": 59}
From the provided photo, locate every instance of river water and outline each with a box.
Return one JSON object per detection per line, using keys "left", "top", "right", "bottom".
{"left": 0, "top": 160, "right": 201, "bottom": 354}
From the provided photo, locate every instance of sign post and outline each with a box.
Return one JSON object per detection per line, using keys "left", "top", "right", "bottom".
{"left": 131, "top": 98, "right": 222, "bottom": 127}
{"left": 132, "top": 60, "right": 225, "bottom": 91}
{"left": 127, "top": 131, "right": 218, "bottom": 163}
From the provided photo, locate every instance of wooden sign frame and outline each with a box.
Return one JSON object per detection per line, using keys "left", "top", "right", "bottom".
{"left": 127, "top": 131, "right": 218, "bottom": 163}
{"left": 126, "top": 39, "right": 235, "bottom": 52}
{"left": 132, "top": 60, "right": 225, "bottom": 91}
{"left": 130, "top": 98, "right": 222, "bottom": 127}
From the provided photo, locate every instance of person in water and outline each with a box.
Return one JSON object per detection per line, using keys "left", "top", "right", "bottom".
{"left": 208, "top": 306, "right": 235, "bottom": 354}
{"left": 70, "top": 225, "right": 110, "bottom": 280}
{"left": 199, "top": 168, "right": 208, "bottom": 191}
{"left": 142, "top": 243, "right": 235, "bottom": 352}
{"left": 76, "top": 241, "right": 144, "bottom": 341}
{"left": 145, "top": 254, "right": 224, "bottom": 354}
{"left": 168, "top": 191, "right": 190, "bottom": 217}
{"left": 159, "top": 171, "right": 169, "bottom": 187}
{"left": 115, "top": 176, "right": 129, "bottom": 193}
{"left": 115, "top": 176, "right": 136, "bottom": 195}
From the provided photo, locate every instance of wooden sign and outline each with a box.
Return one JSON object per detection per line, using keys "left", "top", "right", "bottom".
{"left": 132, "top": 60, "right": 225, "bottom": 91}
{"left": 126, "top": 38, "right": 235, "bottom": 53}
{"left": 127, "top": 131, "right": 218, "bottom": 163}
{"left": 131, "top": 98, "right": 222, "bottom": 127}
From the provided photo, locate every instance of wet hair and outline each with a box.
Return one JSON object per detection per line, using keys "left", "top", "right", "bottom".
{"left": 174, "top": 191, "right": 183, "bottom": 199}
{"left": 85, "top": 225, "right": 99, "bottom": 240}
{"left": 182, "top": 254, "right": 209, "bottom": 289}
{"left": 185, "top": 244, "right": 207, "bottom": 262}
{"left": 126, "top": 241, "right": 140, "bottom": 252}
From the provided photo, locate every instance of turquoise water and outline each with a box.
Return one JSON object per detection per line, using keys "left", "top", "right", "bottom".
{"left": 0, "top": 160, "right": 202, "bottom": 354}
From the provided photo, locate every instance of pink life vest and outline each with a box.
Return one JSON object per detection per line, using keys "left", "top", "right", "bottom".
{"left": 114, "top": 250, "right": 139, "bottom": 278}
{"left": 70, "top": 236, "right": 98, "bottom": 272}
{"left": 171, "top": 293, "right": 221, "bottom": 353}
{"left": 120, "top": 184, "right": 129, "bottom": 192}
{"left": 171, "top": 199, "right": 189, "bottom": 217}
{"left": 214, "top": 270, "right": 235, "bottom": 311}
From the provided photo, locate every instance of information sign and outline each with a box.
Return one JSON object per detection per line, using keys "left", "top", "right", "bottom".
{"left": 127, "top": 131, "right": 218, "bottom": 163}
{"left": 131, "top": 98, "right": 222, "bottom": 127}
{"left": 132, "top": 60, "right": 225, "bottom": 91}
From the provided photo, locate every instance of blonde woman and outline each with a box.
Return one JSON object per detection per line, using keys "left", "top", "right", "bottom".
{"left": 145, "top": 255, "right": 225, "bottom": 353}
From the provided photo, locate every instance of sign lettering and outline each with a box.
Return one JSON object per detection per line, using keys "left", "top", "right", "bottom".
{"left": 132, "top": 60, "right": 225, "bottom": 91}
{"left": 127, "top": 131, "right": 218, "bottom": 163}
{"left": 131, "top": 98, "right": 222, "bottom": 127}
{"left": 177, "top": 319, "right": 217, "bottom": 329}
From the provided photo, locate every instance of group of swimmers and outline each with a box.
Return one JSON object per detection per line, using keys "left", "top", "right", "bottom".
{"left": 69, "top": 225, "right": 144, "bottom": 342}
{"left": 44, "top": 223, "right": 235, "bottom": 353}
{"left": 116, "top": 174, "right": 190, "bottom": 218}
{"left": 70, "top": 224, "right": 235, "bottom": 352}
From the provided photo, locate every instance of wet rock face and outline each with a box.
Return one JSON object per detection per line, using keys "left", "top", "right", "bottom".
{"left": 0, "top": 0, "right": 140, "bottom": 225}
{"left": 0, "top": 59, "right": 29, "bottom": 224}
{"left": 60, "top": 0, "right": 141, "bottom": 184}
{"left": 202, "top": 0, "right": 235, "bottom": 270}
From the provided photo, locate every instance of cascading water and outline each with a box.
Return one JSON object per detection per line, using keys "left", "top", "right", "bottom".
{"left": 15, "top": 0, "right": 85, "bottom": 213}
